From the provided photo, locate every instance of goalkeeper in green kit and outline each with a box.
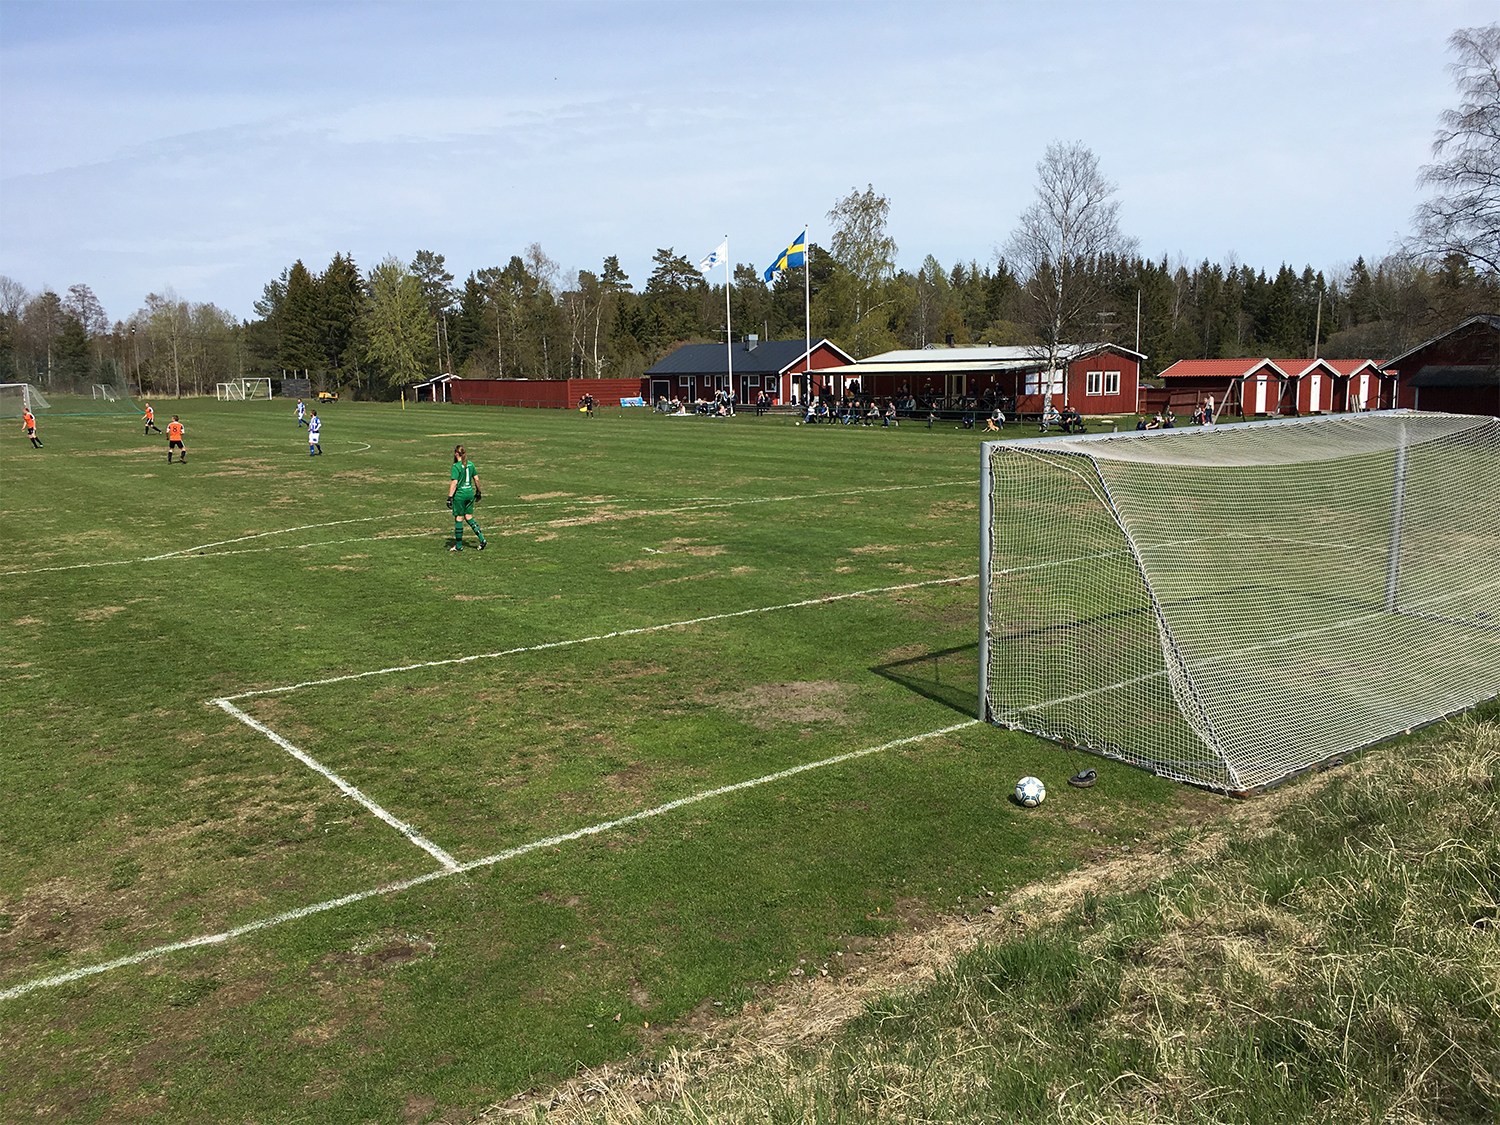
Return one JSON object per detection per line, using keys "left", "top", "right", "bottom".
{"left": 446, "top": 444, "right": 488, "bottom": 552}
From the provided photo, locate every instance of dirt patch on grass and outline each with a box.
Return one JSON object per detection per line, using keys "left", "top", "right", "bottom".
{"left": 76, "top": 605, "right": 127, "bottom": 622}
{"left": 609, "top": 558, "right": 675, "bottom": 572}
{"left": 13, "top": 616, "right": 43, "bottom": 626}
{"left": 711, "top": 682, "right": 850, "bottom": 729}
{"left": 521, "top": 492, "right": 575, "bottom": 501}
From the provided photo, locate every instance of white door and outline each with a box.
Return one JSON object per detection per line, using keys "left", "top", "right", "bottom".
{"left": 1254, "top": 376, "right": 1268, "bottom": 414}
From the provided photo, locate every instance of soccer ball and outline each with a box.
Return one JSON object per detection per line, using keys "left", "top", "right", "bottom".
{"left": 1014, "top": 776, "right": 1046, "bottom": 808}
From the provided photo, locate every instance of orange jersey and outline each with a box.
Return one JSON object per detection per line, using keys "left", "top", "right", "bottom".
{"left": 22, "top": 410, "right": 35, "bottom": 428}
{"left": 144, "top": 406, "right": 154, "bottom": 421}
{"left": 167, "top": 421, "right": 184, "bottom": 441}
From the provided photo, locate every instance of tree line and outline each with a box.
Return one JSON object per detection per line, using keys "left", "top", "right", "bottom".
{"left": 3, "top": 245, "right": 1491, "bottom": 401}
{"left": 3, "top": 25, "right": 1493, "bottom": 400}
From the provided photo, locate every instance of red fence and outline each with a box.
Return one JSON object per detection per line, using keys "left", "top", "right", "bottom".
{"left": 450, "top": 378, "right": 648, "bottom": 410}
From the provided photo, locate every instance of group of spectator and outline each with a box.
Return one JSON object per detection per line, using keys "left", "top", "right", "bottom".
{"left": 653, "top": 389, "right": 737, "bottom": 417}
{"left": 1133, "top": 412, "right": 1177, "bottom": 430}
{"left": 1038, "top": 403, "right": 1086, "bottom": 433}
{"left": 802, "top": 397, "right": 902, "bottom": 427}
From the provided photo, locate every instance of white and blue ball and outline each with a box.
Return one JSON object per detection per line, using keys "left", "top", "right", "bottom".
{"left": 1014, "top": 776, "right": 1046, "bottom": 808}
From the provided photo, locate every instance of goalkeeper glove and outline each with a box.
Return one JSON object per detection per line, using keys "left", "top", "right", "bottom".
{"left": 445, "top": 497, "right": 452, "bottom": 510}
{"left": 474, "top": 488, "right": 481, "bottom": 502}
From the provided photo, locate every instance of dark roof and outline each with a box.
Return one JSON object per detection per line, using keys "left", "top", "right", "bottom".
{"left": 646, "top": 339, "right": 850, "bottom": 377}
{"left": 1407, "top": 364, "right": 1500, "bottom": 388}
{"left": 1384, "top": 314, "right": 1500, "bottom": 368}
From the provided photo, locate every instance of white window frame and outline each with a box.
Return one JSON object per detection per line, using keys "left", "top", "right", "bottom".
{"left": 1085, "top": 370, "right": 1122, "bottom": 397}
{"left": 1025, "top": 370, "right": 1064, "bottom": 396}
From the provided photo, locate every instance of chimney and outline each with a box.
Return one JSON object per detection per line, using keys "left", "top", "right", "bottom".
{"left": 747, "top": 334, "right": 758, "bottom": 351}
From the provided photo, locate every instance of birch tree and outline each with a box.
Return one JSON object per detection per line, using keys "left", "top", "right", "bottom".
{"left": 1005, "top": 141, "right": 1135, "bottom": 398}
{"left": 1414, "top": 24, "right": 1500, "bottom": 273}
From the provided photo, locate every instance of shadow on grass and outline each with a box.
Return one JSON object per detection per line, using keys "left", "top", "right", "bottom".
{"left": 872, "top": 644, "right": 980, "bottom": 717}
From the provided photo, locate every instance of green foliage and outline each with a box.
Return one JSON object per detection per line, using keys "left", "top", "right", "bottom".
{"left": 277, "top": 259, "right": 322, "bottom": 373}
{"left": 363, "top": 256, "right": 435, "bottom": 394}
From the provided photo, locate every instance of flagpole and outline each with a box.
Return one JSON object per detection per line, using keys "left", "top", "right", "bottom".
{"left": 723, "top": 235, "right": 733, "bottom": 407}
{"left": 803, "top": 221, "right": 812, "bottom": 401}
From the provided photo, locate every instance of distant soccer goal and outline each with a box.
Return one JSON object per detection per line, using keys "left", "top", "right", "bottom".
{"left": 216, "top": 378, "right": 272, "bottom": 401}
{"left": 0, "top": 383, "right": 51, "bottom": 417}
{"left": 91, "top": 384, "right": 119, "bottom": 401}
{"left": 980, "top": 411, "right": 1500, "bottom": 793}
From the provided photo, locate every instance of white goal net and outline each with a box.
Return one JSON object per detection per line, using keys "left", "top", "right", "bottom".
{"left": 217, "top": 379, "right": 271, "bottom": 401}
{"left": 0, "top": 383, "right": 51, "bottom": 416}
{"left": 980, "top": 411, "right": 1500, "bottom": 793}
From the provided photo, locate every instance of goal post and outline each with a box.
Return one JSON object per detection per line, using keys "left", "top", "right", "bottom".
{"left": 217, "top": 379, "right": 271, "bottom": 401}
{"left": 980, "top": 411, "right": 1500, "bottom": 793}
{"left": 0, "top": 383, "right": 51, "bottom": 416}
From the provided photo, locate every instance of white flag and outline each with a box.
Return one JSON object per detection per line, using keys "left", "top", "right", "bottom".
{"left": 698, "top": 240, "right": 728, "bottom": 274}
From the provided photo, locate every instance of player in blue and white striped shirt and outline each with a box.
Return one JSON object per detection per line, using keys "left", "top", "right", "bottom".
{"left": 308, "top": 411, "right": 322, "bottom": 455}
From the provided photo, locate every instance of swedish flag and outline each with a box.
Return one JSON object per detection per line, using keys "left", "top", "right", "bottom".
{"left": 762, "top": 229, "right": 807, "bottom": 283}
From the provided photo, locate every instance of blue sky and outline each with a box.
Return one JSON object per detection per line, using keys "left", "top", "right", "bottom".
{"left": 0, "top": 0, "right": 1491, "bottom": 325}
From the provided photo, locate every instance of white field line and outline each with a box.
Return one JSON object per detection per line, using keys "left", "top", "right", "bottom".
{"left": 211, "top": 699, "right": 459, "bottom": 870}
{"left": 0, "top": 480, "right": 969, "bottom": 577}
{"left": 0, "top": 719, "right": 980, "bottom": 1002}
{"left": 221, "top": 574, "right": 980, "bottom": 702}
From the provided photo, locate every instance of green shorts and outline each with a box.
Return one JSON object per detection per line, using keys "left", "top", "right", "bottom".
{"left": 452, "top": 492, "right": 476, "bottom": 518}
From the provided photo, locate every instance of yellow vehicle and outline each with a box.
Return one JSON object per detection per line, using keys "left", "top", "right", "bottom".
{"left": 317, "top": 390, "right": 339, "bottom": 402}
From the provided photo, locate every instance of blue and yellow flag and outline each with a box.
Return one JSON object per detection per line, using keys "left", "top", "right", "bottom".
{"left": 762, "top": 230, "right": 807, "bottom": 283}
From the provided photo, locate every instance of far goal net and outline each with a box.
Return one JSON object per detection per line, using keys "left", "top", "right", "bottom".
{"left": 217, "top": 378, "right": 272, "bottom": 401}
{"left": 0, "top": 383, "right": 51, "bottom": 417}
{"left": 980, "top": 411, "right": 1500, "bottom": 793}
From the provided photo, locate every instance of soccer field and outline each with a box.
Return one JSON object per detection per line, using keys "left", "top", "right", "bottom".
{"left": 0, "top": 400, "right": 1197, "bottom": 1122}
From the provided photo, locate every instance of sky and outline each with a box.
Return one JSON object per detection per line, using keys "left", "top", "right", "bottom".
{"left": 0, "top": 0, "right": 1493, "bottom": 325}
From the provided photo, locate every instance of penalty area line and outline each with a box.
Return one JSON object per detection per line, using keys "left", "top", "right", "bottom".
{"left": 0, "top": 719, "right": 980, "bottom": 1002}
{"left": 211, "top": 699, "right": 459, "bottom": 871}
{"left": 220, "top": 574, "right": 981, "bottom": 701}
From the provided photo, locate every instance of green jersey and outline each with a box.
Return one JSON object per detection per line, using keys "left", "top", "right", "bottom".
{"left": 451, "top": 459, "right": 478, "bottom": 496}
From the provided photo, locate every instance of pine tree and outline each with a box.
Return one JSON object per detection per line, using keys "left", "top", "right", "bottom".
{"left": 278, "top": 260, "right": 322, "bottom": 375}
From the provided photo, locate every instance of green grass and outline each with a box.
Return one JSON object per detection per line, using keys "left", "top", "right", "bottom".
{"left": 0, "top": 400, "right": 1205, "bottom": 1122}
{"left": 536, "top": 709, "right": 1500, "bottom": 1124}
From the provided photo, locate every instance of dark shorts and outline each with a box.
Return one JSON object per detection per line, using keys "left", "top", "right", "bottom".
{"left": 169, "top": 440, "right": 183, "bottom": 449}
